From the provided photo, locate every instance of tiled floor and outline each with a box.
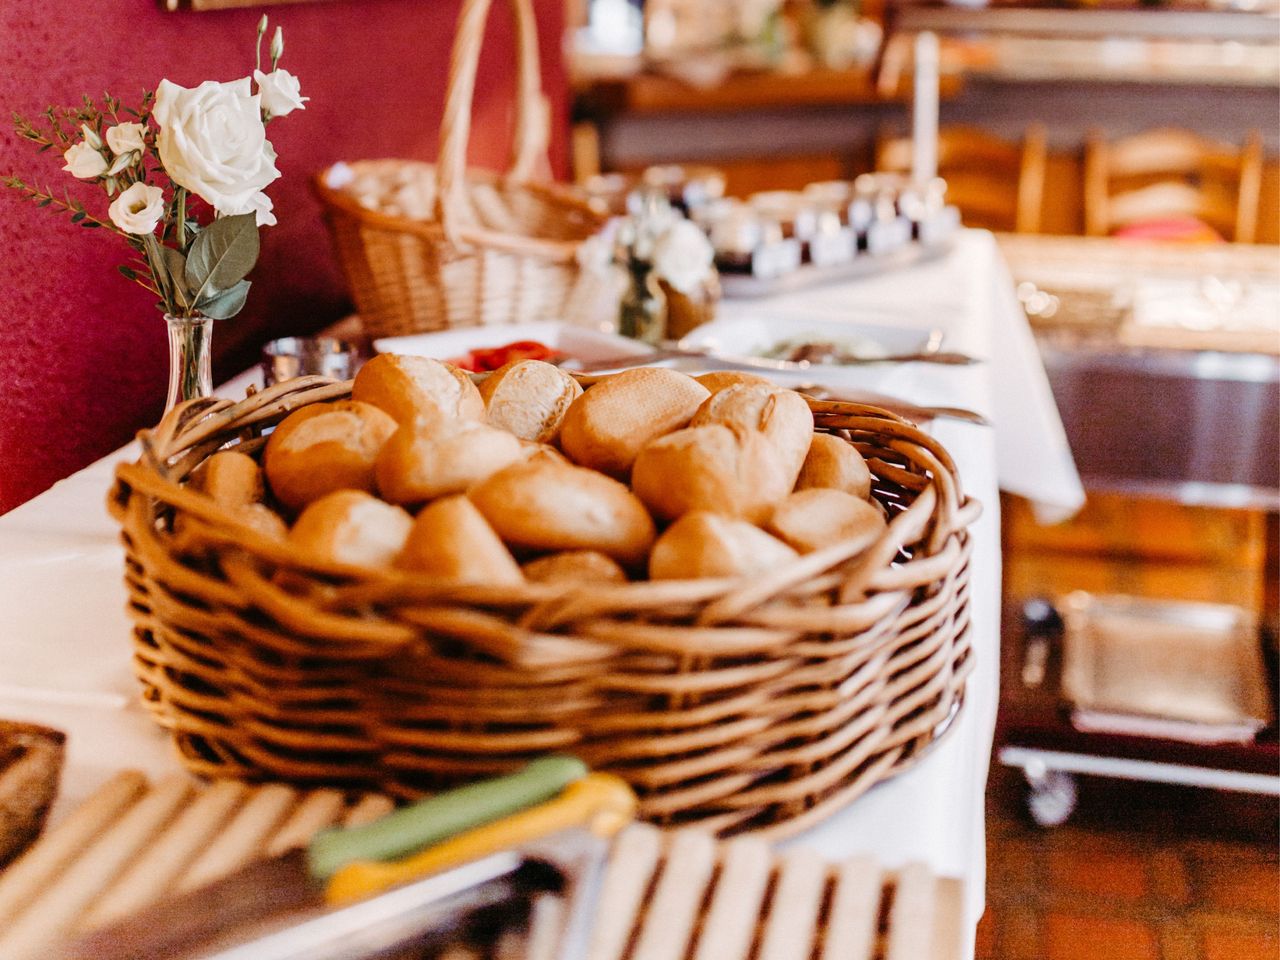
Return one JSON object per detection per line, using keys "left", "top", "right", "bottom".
{"left": 985, "top": 494, "right": 1280, "bottom": 960}
{"left": 980, "top": 762, "right": 1278, "bottom": 960}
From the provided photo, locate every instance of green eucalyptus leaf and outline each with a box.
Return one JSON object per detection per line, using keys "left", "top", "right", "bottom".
{"left": 160, "top": 245, "right": 192, "bottom": 307}
{"left": 194, "top": 279, "right": 250, "bottom": 320}
{"left": 184, "top": 213, "right": 258, "bottom": 299}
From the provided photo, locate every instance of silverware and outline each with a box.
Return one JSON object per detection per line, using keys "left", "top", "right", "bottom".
{"left": 561, "top": 344, "right": 979, "bottom": 374}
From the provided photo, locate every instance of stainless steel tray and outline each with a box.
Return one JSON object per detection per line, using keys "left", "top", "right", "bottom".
{"left": 1060, "top": 592, "right": 1271, "bottom": 743}
{"left": 718, "top": 239, "right": 954, "bottom": 299}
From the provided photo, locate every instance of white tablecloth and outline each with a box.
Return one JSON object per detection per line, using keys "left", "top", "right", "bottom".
{"left": 0, "top": 230, "right": 1082, "bottom": 956}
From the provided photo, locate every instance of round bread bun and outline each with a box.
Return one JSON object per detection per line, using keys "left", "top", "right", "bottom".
{"left": 690, "top": 383, "right": 813, "bottom": 490}
{"left": 795, "top": 433, "right": 872, "bottom": 500}
{"left": 765, "top": 488, "right": 886, "bottom": 554}
{"left": 190, "top": 450, "right": 263, "bottom": 508}
{"left": 396, "top": 495, "right": 523, "bottom": 585}
{"left": 521, "top": 550, "right": 628, "bottom": 585}
{"left": 376, "top": 421, "right": 524, "bottom": 506}
{"left": 264, "top": 401, "right": 398, "bottom": 511}
{"left": 631, "top": 423, "right": 789, "bottom": 524}
{"left": 650, "top": 511, "right": 798, "bottom": 580}
{"left": 694, "top": 370, "right": 775, "bottom": 395}
{"left": 288, "top": 490, "right": 413, "bottom": 567}
{"left": 236, "top": 502, "right": 288, "bottom": 540}
{"left": 469, "top": 459, "right": 656, "bottom": 565}
{"left": 558, "top": 368, "right": 709, "bottom": 479}
{"left": 352, "top": 354, "right": 485, "bottom": 428}
{"left": 479, "top": 359, "right": 583, "bottom": 444}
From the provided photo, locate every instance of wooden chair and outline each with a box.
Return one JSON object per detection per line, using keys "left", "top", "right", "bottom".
{"left": 1084, "top": 127, "right": 1263, "bottom": 243}
{"left": 876, "top": 124, "right": 1047, "bottom": 233}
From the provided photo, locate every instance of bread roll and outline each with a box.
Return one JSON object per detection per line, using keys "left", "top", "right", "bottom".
{"left": 288, "top": 490, "right": 413, "bottom": 567}
{"left": 236, "top": 502, "right": 288, "bottom": 540}
{"left": 469, "top": 459, "right": 655, "bottom": 565}
{"left": 631, "top": 424, "right": 788, "bottom": 524}
{"left": 479, "top": 360, "right": 583, "bottom": 444}
{"left": 558, "top": 368, "right": 709, "bottom": 478}
{"left": 190, "top": 450, "right": 263, "bottom": 507}
{"left": 690, "top": 383, "right": 813, "bottom": 490}
{"left": 796, "top": 433, "right": 872, "bottom": 499}
{"left": 521, "top": 550, "right": 628, "bottom": 585}
{"left": 397, "top": 496, "right": 523, "bottom": 585}
{"left": 376, "top": 421, "right": 524, "bottom": 506}
{"left": 694, "top": 370, "right": 775, "bottom": 395}
{"left": 352, "top": 354, "right": 485, "bottom": 428}
{"left": 264, "top": 401, "right": 398, "bottom": 511}
{"left": 650, "top": 512, "right": 798, "bottom": 580}
{"left": 765, "top": 488, "right": 886, "bottom": 554}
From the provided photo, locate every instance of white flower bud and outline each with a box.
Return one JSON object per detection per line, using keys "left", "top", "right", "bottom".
{"left": 270, "top": 27, "right": 284, "bottom": 65}
{"left": 62, "top": 141, "right": 108, "bottom": 179}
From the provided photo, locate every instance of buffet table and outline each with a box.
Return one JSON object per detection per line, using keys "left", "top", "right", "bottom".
{"left": 0, "top": 230, "right": 1083, "bottom": 953}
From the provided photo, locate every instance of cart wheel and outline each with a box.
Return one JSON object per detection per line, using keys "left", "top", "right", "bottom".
{"left": 1024, "top": 765, "right": 1077, "bottom": 828}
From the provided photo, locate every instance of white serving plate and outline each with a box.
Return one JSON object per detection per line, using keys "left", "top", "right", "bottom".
{"left": 678, "top": 315, "right": 941, "bottom": 391}
{"left": 374, "top": 323, "right": 654, "bottom": 369}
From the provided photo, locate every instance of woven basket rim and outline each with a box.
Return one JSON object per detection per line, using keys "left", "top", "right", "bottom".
{"left": 113, "top": 377, "right": 981, "bottom": 604}
{"left": 311, "top": 162, "right": 603, "bottom": 263}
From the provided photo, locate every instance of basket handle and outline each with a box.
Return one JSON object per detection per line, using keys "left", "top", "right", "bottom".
{"left": 436, "top": 0, "right": 548, "bottom": 243}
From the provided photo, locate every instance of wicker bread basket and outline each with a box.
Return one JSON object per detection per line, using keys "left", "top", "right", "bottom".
{"left": 108, "top": 377, "right": 980, "bottom": 838}
{"left": 312, "top": 0, "right": 604, "bottom": 338}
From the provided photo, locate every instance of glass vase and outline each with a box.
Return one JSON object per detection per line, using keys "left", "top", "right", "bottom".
{"left": 618, "top": 268, "right": 668, "bottom": 345}
{"left": 164, "top": 314, "right": 213, "bottom": 413}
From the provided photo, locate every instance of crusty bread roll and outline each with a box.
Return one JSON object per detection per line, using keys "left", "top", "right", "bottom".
{"left": 650, "top": 512, "right": 798, "bottom": 580}
{"left": 352, "top": 354, "right": 485, "bottom": 428}
{"left": 264, "top": 401, "right": 398, "bottom": 511}
{"left": 479, "top": 360, "right": 583, "bottom": 444}
{"left": 558, "top": 368, "right": 709, "bottom": 478}
{"left": 190, "top": 450, "right": 263, "bottom": 507}
{"left": 236, "top": 502, "right": 288, "bottom": 540}
{"left": 631, "top": 424, "right": 789, "bottom": 524}
{"left": 396, "top": 496, "right": 523, "bottom": 585}
{"left": 470, "top": 459, "right": 655, "bottom": 565}
{"left": 795, "top": 433, "right": 872, "bottom": 500}
{"left": 690, "top": 383, "right": 813, "bottom": 491}
{"left": 376, "top": 421, "right": 524, "bottom": 506}
{"left": 288, "top": 490, "right": 413, "bottom": 567}
{"left": 765, "top": 488, "right": 886, "bottom": 554}
{"left": 694, "top": 370, "right": 775, "bottom": 395}
{"left": 521, "top": 550, "right": 628, "bottom": 585}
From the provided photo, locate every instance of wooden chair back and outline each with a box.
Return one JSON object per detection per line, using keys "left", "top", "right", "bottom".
{"left": 1084, "top": 127, "right": 1263, "bottom": 243}
{"left": 876, "top": 123, "right": 1047, "bottom": 233}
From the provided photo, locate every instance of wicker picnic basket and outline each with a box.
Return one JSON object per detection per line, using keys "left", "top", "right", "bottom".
{"left": 311, "top": 0, "right": 604, "bottom": 339}
{"left": 108, "top": 378, "right": 980, "bottom": 838}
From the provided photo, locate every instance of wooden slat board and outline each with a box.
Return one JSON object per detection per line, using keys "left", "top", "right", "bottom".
{"left": 0, "top": 773, "right": 966, "bottom": 960}
{"left": 592, "top": 824, "right": 967, "bottom": 960}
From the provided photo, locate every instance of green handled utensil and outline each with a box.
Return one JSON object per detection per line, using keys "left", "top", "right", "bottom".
{"left": 307, "top": 755, "right": 588, "bottom": 879}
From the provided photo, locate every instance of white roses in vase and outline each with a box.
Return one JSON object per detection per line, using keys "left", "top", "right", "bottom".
{"left": 5, "top": 17, "right": 304, "bottom": 321}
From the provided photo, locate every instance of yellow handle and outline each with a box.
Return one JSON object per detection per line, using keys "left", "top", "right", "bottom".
{"left": 325, "top": 774, "right": 636, "bottom": 903}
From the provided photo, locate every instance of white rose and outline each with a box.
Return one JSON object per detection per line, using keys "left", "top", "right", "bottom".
{"left": 253, "top": 69, "right": 307, "bottom": 119}
{"left": 652, "top": 220, "right": 715, "bottom": 295}
{"left": 154, "top": 78, "right": 280, "bottom": 223}
{"left": 108, "top": 182, "right": 166, "bottom": 235}
{"left": 244, "top": 191, "right": 276, "bottom": 227}
{"left": 62, "top": 141, "right": 108, "bottom": 179}
{"left": 105, "top": 122, "right": 147, "bottom": 156}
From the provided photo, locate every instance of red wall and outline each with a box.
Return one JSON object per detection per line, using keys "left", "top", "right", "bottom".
{"left": 0, "top": 0, "right": 566, "bottom": 513}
